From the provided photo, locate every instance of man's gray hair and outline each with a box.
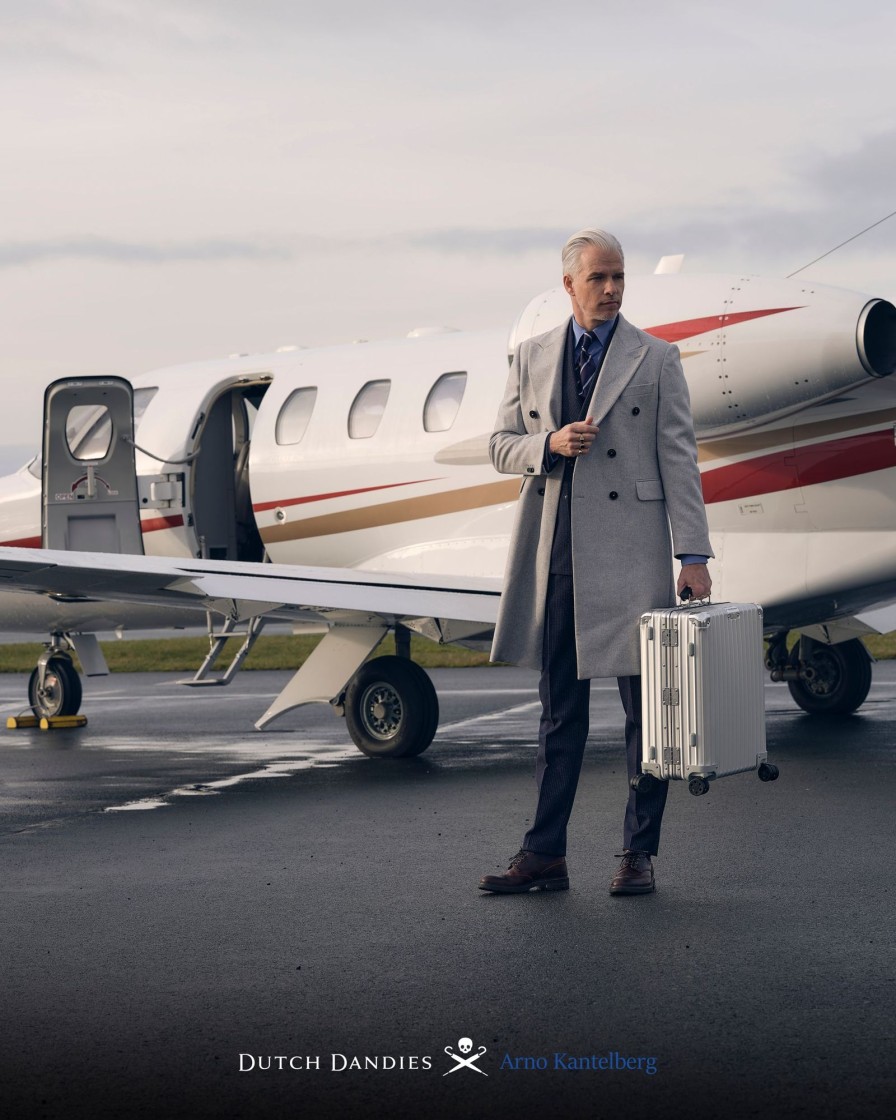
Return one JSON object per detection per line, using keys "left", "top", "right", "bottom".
{"left": 562, "top": 228, "right": 624, "bottom": 278}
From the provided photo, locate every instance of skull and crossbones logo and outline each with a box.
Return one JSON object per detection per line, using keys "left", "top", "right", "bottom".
{"left": 443, "top": 1036, "right": 488, "bottom": 1077}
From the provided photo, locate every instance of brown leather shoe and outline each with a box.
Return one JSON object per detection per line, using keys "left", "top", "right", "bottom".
{"left": 609, "top": 850, "right": 655, "bottom": 895}
{"left": 479, "top": 849, "right": 569, "bottom": 893}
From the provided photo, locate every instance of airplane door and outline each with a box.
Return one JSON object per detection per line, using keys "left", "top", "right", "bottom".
{"left": 42, "top": 376, "right": 144, "bottom": 555}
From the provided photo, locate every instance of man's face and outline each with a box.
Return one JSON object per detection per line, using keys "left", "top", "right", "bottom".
{"left": 563, "top": 246, "right": 625, "bottom": 329}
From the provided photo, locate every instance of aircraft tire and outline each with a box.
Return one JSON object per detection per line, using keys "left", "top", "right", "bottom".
{"left": 787, "top": 638, "right": 872, "bottom": 715}
{"left": 28, "top": 656, "right": 83, "bottom": 719}
{"left": 344, "top": 655, "right": 439, "bottom": 758}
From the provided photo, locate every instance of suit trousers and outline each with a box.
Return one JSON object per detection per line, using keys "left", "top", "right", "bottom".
{"left": 521, "top": 572, "right": 669, "bottom": 857}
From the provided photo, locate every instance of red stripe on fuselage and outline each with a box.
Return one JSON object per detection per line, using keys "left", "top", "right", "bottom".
{"left": 0, "top": 517, "right": 183, "bottom": 548}
{"left": 701, "top": 429, "right": 896, "bottom": 504}
{"left": 252, "top": 478, "right": 442, "bottom": 513}
{"left": 646, "top": 307, "right": 802, "bottom": 344}
{"left": 140, "top": 514, "right": 185, "bottom": 533}
{"left": 0, "top": 534, "right": 41, "bottom": 548}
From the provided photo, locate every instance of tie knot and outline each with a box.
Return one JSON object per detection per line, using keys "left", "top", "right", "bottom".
{"left": 581, "top": 330, "right": 595, "bottom": 351}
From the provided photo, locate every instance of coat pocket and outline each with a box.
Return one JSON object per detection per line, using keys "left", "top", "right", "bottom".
{"left": 636, "top": 478, "right": 665, "bottom": 501}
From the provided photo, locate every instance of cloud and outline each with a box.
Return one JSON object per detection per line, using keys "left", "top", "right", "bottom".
{"left": 401, "top": 228, "right": 570, "bottom": 255}
{"left": 0, "top": 237, "right": 292, "bottom": 268}
{"left": 803, "top": 128, "right": 896, "bottom": 210}
{"left": 617, "top": 132, "right": 896, "bottom": 269}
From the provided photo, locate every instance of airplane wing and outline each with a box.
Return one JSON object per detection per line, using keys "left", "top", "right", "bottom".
{"left": 0, "top": 546, "right": 504, "bottom": 733}
{"left": 0, "top": 546, "right": 501, "bottom": 639}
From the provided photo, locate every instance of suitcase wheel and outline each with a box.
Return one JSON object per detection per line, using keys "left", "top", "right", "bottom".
{"left": 688, "top": 777, "right": 710, "bottom": 796}
{"left": 757, "top": 762, "right": 780, "bottom": 782}
{"left": 631, "top": 773, "right": 662, "bottom": 793}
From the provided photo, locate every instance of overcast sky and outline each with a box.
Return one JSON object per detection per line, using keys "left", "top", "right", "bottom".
{"left": 2, "top": 0, "right": 896, "bottom": 452}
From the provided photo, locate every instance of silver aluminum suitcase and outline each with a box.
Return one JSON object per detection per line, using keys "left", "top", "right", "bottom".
{"left": 637, "top": 600, "right": 779, "bottom": 796}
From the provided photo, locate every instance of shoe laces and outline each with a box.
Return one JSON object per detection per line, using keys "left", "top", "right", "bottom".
{"left": 615, "top": 850, "right": 650, "bottom": 869}
{"left": 508, "top": 850, "right": 529, "bottom": 868}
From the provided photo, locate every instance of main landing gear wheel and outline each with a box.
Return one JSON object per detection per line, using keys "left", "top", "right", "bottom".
{"left": 344, "top": 655, "right": 439, "bottom": 758}
{"left": 28, "top": 656, "right": 83, "bottom": 719}
{"left": 787, "top": 638, "right": 872, "bottom": 715}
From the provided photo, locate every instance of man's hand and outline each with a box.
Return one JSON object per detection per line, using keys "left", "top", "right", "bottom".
{"left": 549, "top": 417, "right": 600, "bottom": 458}
{"left": 677, "top": 563, "right": 712, "bottom": 601}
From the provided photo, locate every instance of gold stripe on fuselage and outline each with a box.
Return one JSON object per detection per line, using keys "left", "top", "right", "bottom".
{"left": 259, "top": 406, "right": 896, "bottom": 545}
{"left": 259, "top": 478, "right": 520, "bottom": 544}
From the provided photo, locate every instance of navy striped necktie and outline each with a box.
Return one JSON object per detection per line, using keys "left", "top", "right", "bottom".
{"left": 576, "top": 331, "right": 600, "bottom": 400}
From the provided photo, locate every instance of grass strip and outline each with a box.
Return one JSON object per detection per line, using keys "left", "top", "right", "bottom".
{"left": 0, "top": 632, "right": 495, "bottom": 674}
{"left": 0, "top": 629, "right": 892, "bottom": 674}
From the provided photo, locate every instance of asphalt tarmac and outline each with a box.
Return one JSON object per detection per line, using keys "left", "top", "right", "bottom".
{"left": 1, "top": 663, "right": 895, "bottom": 1120}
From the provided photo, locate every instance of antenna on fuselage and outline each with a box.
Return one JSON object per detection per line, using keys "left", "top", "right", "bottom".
{"left": 786, "top": 207, "right": 896, "bottom": 278}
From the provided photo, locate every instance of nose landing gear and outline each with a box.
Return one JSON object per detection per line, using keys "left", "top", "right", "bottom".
{"left": 28, "top": 638, "right": 83, "bottom": 719}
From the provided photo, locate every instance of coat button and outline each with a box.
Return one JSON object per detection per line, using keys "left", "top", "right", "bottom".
{"left": 607, "top": 448, "right": 617, "bottom": 457}
{"left": 609, "top": 491, "right": 618, "bottom": 500}
{"left": 529, "top": 409, "right": 539, "bottom": 418}
{"left": 526, "top": 466, "right": 534, "bottom": 473}
{"left": 537, "top": 487, "right": 545, "bottom": 495}
{"left": 632, "top": 406, "right": 640, "bottom": 415}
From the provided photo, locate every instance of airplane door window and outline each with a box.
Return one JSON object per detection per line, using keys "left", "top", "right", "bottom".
{"left": 29, "top": 386, "right": 157, "bottom": 479}
{"left": 65, "top": 405, "right": 112, "bottom": 461}
{"left": 275, "top": 387, "right": 318, "bottom": 445}
{"left": 348, "top": 380, "right": 391, "bottom": 439}
{"left": 423, "top": 371, "right": 467, "bottom": 432}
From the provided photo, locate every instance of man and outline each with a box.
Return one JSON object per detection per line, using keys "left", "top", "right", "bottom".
{"left": 481, "top": 228, "right": 712, "bottom": 896}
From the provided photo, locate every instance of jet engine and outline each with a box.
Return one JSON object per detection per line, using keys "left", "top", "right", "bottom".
{"left": 508, "top": 274, "right": 896, "bottom": 437}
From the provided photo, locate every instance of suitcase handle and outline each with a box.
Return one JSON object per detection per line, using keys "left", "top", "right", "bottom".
{"left": 679, "top": 586, "right": 711, "bottom": 605}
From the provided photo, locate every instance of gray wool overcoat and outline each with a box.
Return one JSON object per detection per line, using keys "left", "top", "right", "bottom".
{"left": 489, "top": 314, "right": 713, "bottom": 678}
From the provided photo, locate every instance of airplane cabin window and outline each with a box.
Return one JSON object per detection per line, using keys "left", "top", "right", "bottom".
{"left": 348, "top": 380, "right": 391, "bottom": 439}
{"left": 423, "top": 371, "right": 467, "bottom": 432}
{"left": 275, "top": 387, "right": 318, "bottom": 445}
{"left": 66, "top": 405, "right": 112, "bottom": 461}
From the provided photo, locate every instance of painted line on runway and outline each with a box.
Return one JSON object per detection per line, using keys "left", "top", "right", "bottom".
{"left": 103, "top": 743, "right": 361, "bottom": 811}
{"left": 438, "top": 699, "right": 542, "bottom": 736}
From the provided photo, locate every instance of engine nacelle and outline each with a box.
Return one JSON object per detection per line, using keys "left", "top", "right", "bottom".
{"left": 508, "top": 274, "right": 896, "bottom": 436}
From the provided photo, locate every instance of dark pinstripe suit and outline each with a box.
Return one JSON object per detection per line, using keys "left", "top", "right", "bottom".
{"left": 521, "top": 325, "right": 668, "bottom": 856}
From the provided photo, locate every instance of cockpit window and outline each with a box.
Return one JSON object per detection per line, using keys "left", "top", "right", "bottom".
{"left": 132, "top": 387, "right": 158, "bottom": 427}
{"left": 275, "top": 387, "right": 318, "bottom": 445}
{"left": 348, "top": 380, "right": 391, "bottom": 439}
{"left": 423, "top": 372, "right": 467, "bottom": 432}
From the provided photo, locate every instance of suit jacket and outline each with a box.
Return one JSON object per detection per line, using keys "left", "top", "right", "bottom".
{"left": 489, "top": 314, "right": 713, "bottom": 678}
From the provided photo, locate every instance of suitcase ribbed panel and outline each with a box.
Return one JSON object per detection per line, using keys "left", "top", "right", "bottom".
{"left": 640, "top": 602, "right": 767, "bottom": 783}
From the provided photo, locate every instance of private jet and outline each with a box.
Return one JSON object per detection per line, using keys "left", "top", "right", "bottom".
{"left": 0, "top": 258, "right": 894, "bottom": 756}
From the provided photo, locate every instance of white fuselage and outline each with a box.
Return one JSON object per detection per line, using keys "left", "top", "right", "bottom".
{"left": 1, "top": 272, "right": 895, "bottom": 636}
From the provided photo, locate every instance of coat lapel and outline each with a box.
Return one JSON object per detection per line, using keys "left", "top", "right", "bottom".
{"left": 586, "top": 315, "right": 647, "bottom": 425}
{"left": 530, "top": 322, "right": 569, "bottom": 430}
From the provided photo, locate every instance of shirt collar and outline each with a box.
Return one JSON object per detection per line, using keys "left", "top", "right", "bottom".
{"left": 571, "top": 315, "right": 617, "bottom": 347}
